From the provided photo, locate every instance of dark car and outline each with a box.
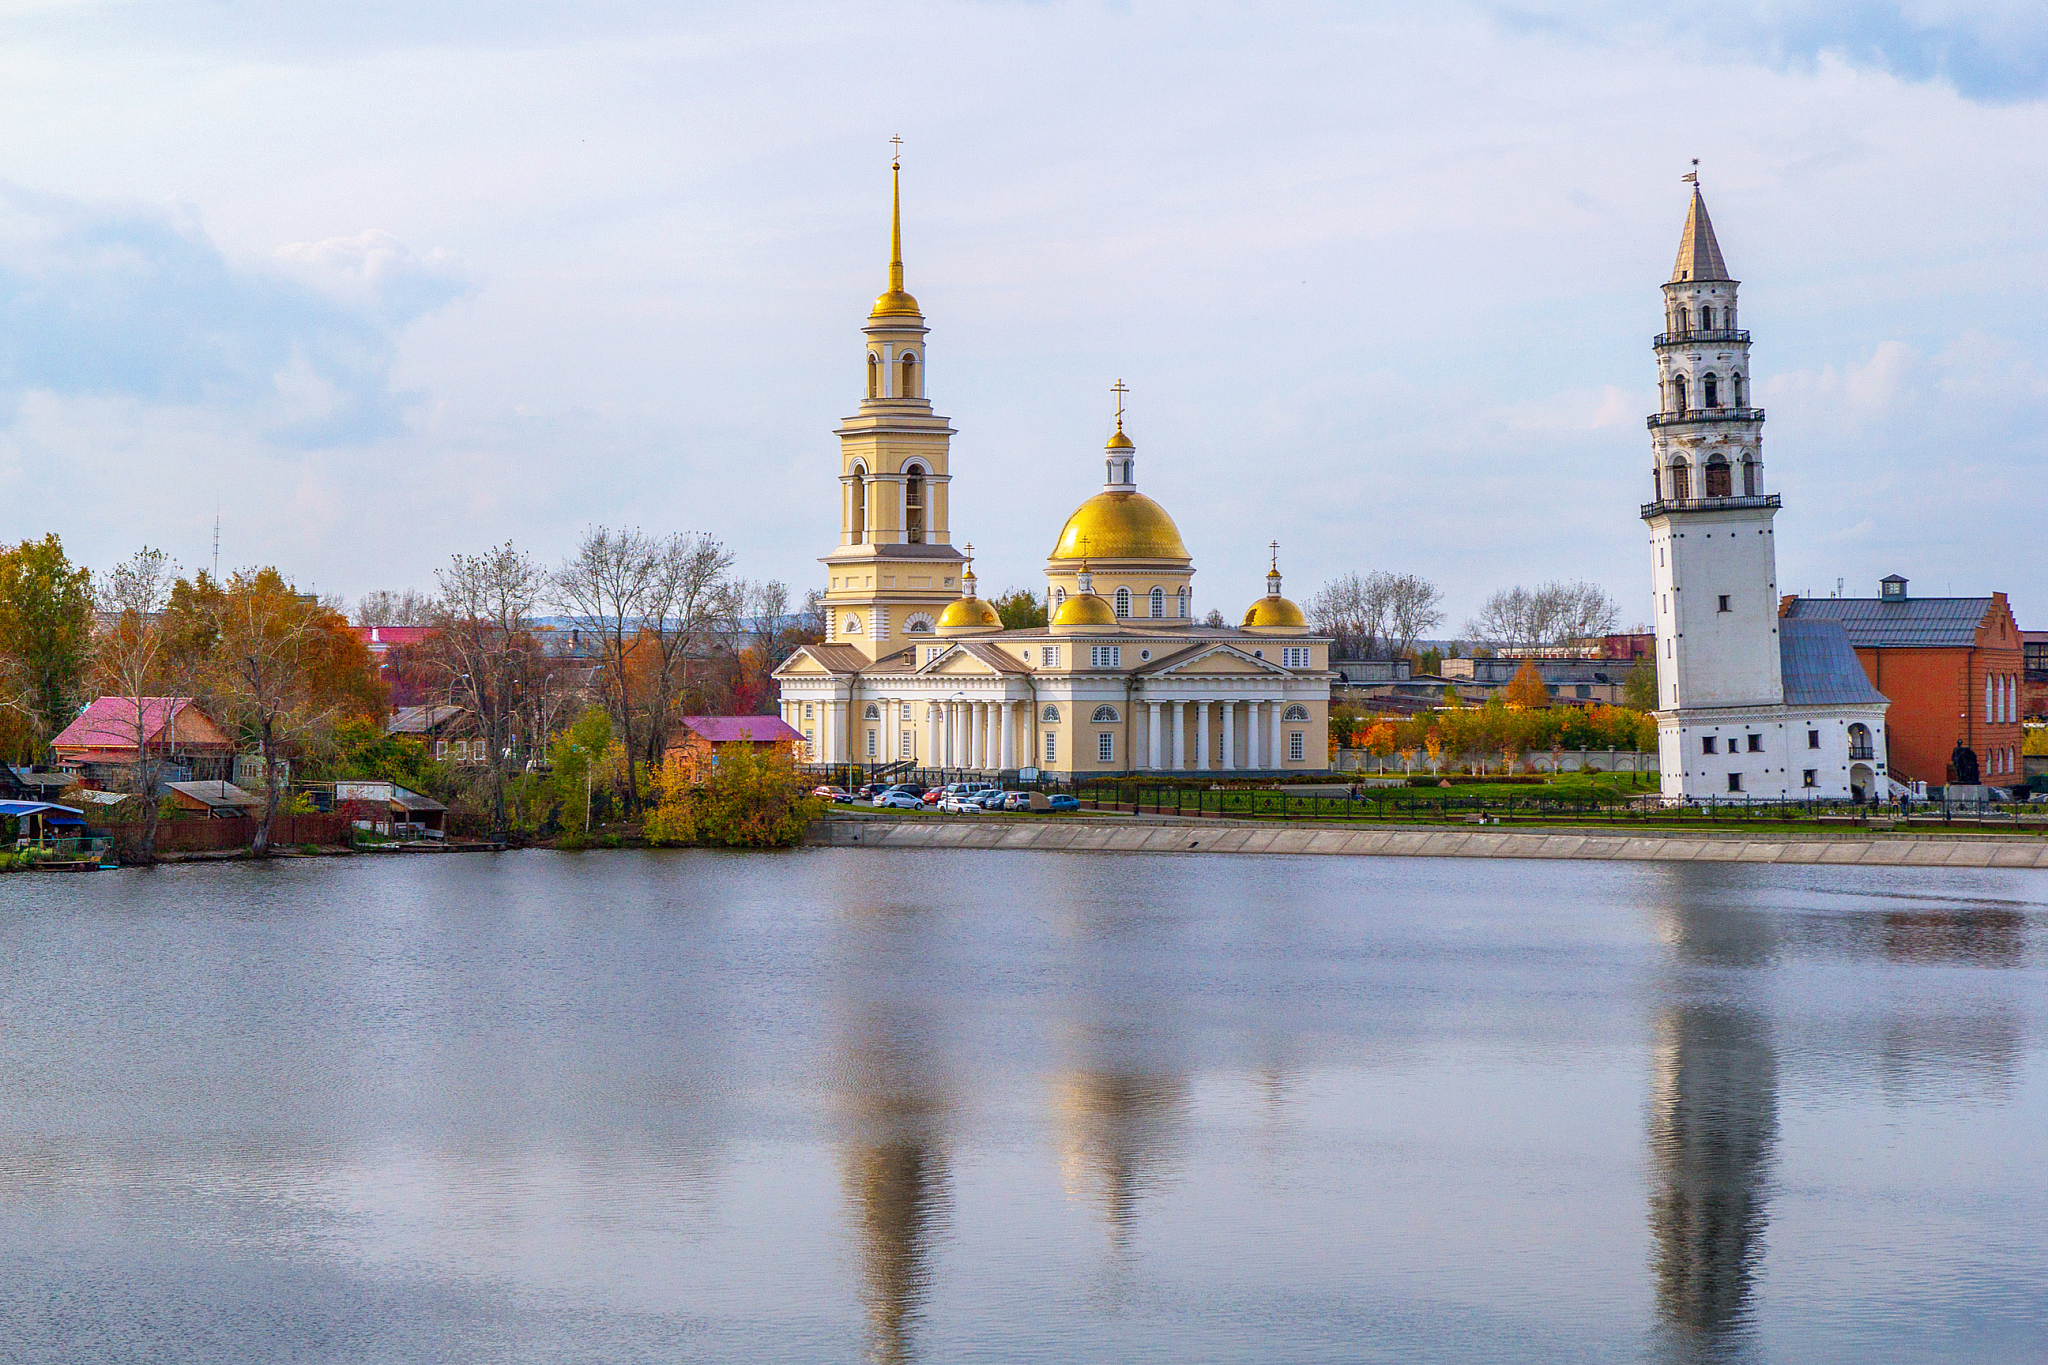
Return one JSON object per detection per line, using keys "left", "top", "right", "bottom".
{"left": 1043, "top": 794, "right": 1079, "bottom": 813}
{"left": 972, "top": 790, "right": 1011, "bottom": 810}
{"left": 889, "top": 782, "right": 927, "bottom": 798}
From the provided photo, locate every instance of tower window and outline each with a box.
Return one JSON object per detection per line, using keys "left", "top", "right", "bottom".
{"left": 1705, "top": 459, "right": 1731, "bottom": 497}
{"left": 1727, "top": 772, "right": 1743, "bottom": 793}
{"left": 1703, "top": 374, "right": 1719, "bottom": 408}
{"left": 1747, "top": 734, "right": 1762, "bottom": 752}
{"left": 1670, "top": 462, "right": 1691, "bottom": 501}
{"left": 849, "top": 469, "right": 866, "bottom": 543}
{"left": 1149, "top": 587, "right": 1164, "bottom": 618}
{"left": 1114, "top": 587, "right": 1130, "bottom": 618}
{"left": 1177, "top": 587, "right": 1190, "bottom": 619}
{"left": 900, "top": 352, "right": 917, "bottom": 399}
{"left": 1672, "top": 374, "right": 1688, "bottom": 412}
{"left": 1700, "top": 305, "right": 1715, "bottom": 328}
{"left": 904, "top": 465, "right": 925, "bottom": 544}
{"left": 1701, "top": 735, "right": 1718, "bottom": 754}
{"left": 1718, "top": 595, "right": 1730, "bottom": 612}
{"left": 1808, "top": 729, "right": 1820, "bottom": 749}
{"left": 1732, "top": 375, "right": 1745, "bottom": 407}
{"left": 1742, "top": 459, "right": 1759, "bottom": 496}
{"left": 867, "top": 354, "right": 878, "bottom": 399}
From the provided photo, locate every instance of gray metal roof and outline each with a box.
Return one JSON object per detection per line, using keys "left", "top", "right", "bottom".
{"left": 1779, "top": 618, "right": 1887, "bottom": 706}
{"left": 1782, "top": 595, "right": 1992, "bottom": 649}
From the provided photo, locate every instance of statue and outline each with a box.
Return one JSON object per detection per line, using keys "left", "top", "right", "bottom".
{"left": 1950, "top": 744, "right": 1980, "bottom": 786}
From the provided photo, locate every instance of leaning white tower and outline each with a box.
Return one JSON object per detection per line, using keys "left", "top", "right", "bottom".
{"left": 1643, "top": 182, "right": 1890, "bottom": 802}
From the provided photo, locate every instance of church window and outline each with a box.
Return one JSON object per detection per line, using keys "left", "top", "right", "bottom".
{"left": 804, "top": 703, "right": 814, "bottom": 720}
{"left": 844, "top": 615, "right": 862, "bottom": 635}
{"left": 1054, "top": 587, "right": 1067, "bottom": 608}
{"left": 1283, "top": 704, "right": 1310, "bottom": 721}
{"left": 1283, "top": 647, "right": 1311, "bottom": 668}
{"left": 1041, "top": 646, "right": 1058, "bottom": 666}
{"left": 1670, "top": 462, "right": 1691, "bottom": 501}
{"left": 1177, "top": 587, "right": 1190, "bottom": 618}
{"left": 904, "top": 465, "right": 925, "bottom": 543}
{"left": 864, "top": 704, "right": 880, "bottom": 719}
{"left": 1097, "top": 732, "right": 1115, "bottom": 762}
{"left": 849, "top": 468, "right": 866, "bottom": 543}
{"left": 1700, "top": 306, "right": 1715, "bottom": 329}
{"left": 1289, "top": 731, "right": 1305, "bottom": 761}
{"left": 866, "top": 730, "right": 877, "bottom": 757}
{"left": 1090, "top": 646, "right": 1122, "bottom": 667}
{"left": 1041, "top": 705, "right": 1060, "bottom": 723}
{"left": 1150, "top": 587, "right": 1164, "bottom": 618}
{"left": 1986, "top": 673, "right": 1995, "bottom": 721}
{"left": 904, "top": 613, "right": 934, "bottom": 634}
{"left": 1091, "top": 705, "right": 1120, "bottom": 723}
{"left": 867, "top": 354, "right": 878, "bottom": 399}
{"left": 1672, "top": 374, "right": 1688, "bottom": 412}
{"left": 900, "top": 352, "right": 918, "bottom": 399}
{"left": 1114, "top": 587, "right": 1130, "bottom": 618}
{"left": 1703, "top": 374, "right": 1719, "bottom": 408}
{"left": 1045, "top": 732, "right": 1057, "bottom": 763}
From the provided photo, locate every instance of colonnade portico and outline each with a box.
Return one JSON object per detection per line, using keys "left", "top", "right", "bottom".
{"left": 1129, "top": 694, "right": 1297, "bottom": 772}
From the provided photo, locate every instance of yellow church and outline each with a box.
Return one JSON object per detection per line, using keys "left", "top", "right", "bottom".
{"left": 773, "top": 160, "right": 1332, "bottom": 778}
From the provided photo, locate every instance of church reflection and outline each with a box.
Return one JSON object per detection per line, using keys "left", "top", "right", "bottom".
{"left": 1646, "top": 870, "right": 1778, "bottom": 1357}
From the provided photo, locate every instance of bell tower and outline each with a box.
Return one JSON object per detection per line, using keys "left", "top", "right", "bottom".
{"left": 820, "top": 145, "right": 965, "bottom": 663}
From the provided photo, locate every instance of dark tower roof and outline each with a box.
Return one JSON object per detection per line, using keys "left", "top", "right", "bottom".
{"left": 1670, "top": 188, "right": 1732, "bottom": 283}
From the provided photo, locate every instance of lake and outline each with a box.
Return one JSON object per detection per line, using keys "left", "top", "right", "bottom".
{"left": 1, "top": 849, "right": 2043, "bottom": 1362}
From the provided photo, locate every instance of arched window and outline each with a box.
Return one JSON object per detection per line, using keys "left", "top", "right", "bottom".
{"left": 1177, "top": 587, "right": 1190, "bottom": 618}
{"left": 1702, "top": 373, "right": 1719, "bottom": 408}
{"left": 1731, "top": 374, "right": 1744, "bottom": 407}
{"left": 1742, "top": 459, "right": 1759, "bottom": 496}
{"left": 1670, "top": 461, "right": 1691, "bottom": 501}
{"left": 900, "top": 352, "right": 918, "bottom": 399}
{"left": 1283, "top": 704, "right": 1310, "bottom": 722}
{"left": 1054, "top": 587, "right": 1067, "bottom": 607}
{"left": 1700, "top": 305, "right": 1715, "bottom": 329}
{"left": 1091, "top": 704, "right": 1119, "bottom": 723}
{"left": 864, "top": 704, "right": 881, "bottom": 720}
{"left": 904, "top": 463, "right": 925, "bottom": 544}
{"left": 1041, "top": 705, "right": 1060, "bottom": 723}
{"left": 844, "top": 615, "right": 862, "bottom": 636}
{"left": 1149, "top": 587, "right": 1164, "bottom": 618}
{"left": 1704, "top": 457, "right": 1731, "bottom": 498}
{"left": 849, "top": 467, "right": 866, "bottom": 543}
{"left": 1114, "top": 587, "right": 1131, "bottom": 618}
{"left": 867, "top": 354, "right": 878, "bottom": 399}
{"left": 1672, "top": 373, "right": 1688, "bottom": 412}
{"left": 903, "top": 612, "right": 934, "bottom": 634}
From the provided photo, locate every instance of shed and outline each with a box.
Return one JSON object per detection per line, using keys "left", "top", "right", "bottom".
{"left": 167, "top": 781, "right": 266, "bottom": 818}
{"left": 334, "top": 779, "right": 447, "bottom": 838}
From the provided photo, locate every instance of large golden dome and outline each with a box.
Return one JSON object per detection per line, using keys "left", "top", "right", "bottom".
{"left": 1242, "top": 595, "right": 1307, "bottom": 629}
{"left": 938, "top": 595, "right": 1001, "bottom": 631}
{"left": 1050, "top": 491, "right": 1190, "bottom": 562}
{"left": 1052, "top": 592, "right": 1118, "bottom": 627}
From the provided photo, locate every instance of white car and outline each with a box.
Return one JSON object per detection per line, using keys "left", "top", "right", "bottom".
{"left": 940, "top": 795, "right": 986, "bottom": 814}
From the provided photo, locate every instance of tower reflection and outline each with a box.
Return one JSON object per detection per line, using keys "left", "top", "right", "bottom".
{"left": 1646, "top": 870, "right": 1777, "bottom": 1358}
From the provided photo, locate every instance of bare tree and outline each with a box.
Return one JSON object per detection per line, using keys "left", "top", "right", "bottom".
{"left": 1384, "top": 574, "right": 1446, "bottom": 658}
{"left": 1464, "top": 581, "right": 1621, "bottom": 652}
{"left": 1310, "top": 571, "right": 1443, "bottom": 659}
{"left": 551, "top": 527, "right": 659, "bottom": 813}
{"left": 94, "top": 548, "right": 182, "bottom": 861}
{"left": 428, "top": 542, "right": 545, "bottom": 842}
{"left": 634, "top": 532, "right": 735, "bottom": 769}
{"left": 357, "top": 589, "right": 439, "bottom": 627}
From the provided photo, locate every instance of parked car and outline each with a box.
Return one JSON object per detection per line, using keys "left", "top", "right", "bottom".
{"left": 875, "top": 791, "right": 925, "bottom": 810}
{"left": 855, "top": 783, "right": 887, "bottom": 801}
{"left": 1041, "top": 793, "right": 1079, "bottom": 813}
{"left": 940, "top": 794, "right": 986, "bottom": 814}
{"left": 889, "top": 782, "right": 927, "bottom": 797}
{"left": 922, "top": 788, "right": 944, "bottom": 804}
{"left": 812, "top": 786, "right": 852, "bottom": 803}
{"left": 999, "top": 791, "right": 1040, "bottom": 811}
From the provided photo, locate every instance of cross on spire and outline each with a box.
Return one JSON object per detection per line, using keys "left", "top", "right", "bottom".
{"left": 890, "top": 134, "right": 903, "bottom": 169}
{"left": 1111, "top": 378, "right": 1129, "bottom": 431}
{"left": 1270, "top": 540, "right": 1280, "bottom": 572}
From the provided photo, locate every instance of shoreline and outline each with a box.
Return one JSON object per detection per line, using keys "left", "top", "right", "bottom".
{"left": 808, "top": 814, "right": 2048, "bottom": 869}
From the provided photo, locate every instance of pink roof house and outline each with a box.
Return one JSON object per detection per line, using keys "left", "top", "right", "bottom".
{"left": 51, "top": 697, "right": 237, "bottom": 785}
{"left": 665, "top": 715, "right": 805, "bottom": 774}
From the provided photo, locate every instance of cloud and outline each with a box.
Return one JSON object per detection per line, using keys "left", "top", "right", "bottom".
{"left": 0, "top": 189, "right": 469, "bottom": 445}
{"left": 1486, "top": 0, "right": 2048, "bottom": 101}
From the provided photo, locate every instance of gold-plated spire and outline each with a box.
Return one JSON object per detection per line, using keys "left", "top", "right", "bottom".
{"left": 872, "top": 138, "right": 922, "bottom": 318}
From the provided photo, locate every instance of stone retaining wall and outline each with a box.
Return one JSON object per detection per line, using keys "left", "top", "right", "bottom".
{"left": 808, "top": 817, "right": 2048, "bottom": 868}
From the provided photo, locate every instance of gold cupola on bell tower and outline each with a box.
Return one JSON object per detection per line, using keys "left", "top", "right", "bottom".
{"left": 819, "top": 143, "right": 967, "bottom": 664}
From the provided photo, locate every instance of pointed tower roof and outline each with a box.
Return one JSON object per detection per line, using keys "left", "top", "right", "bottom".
{"left": 1670, "top": 187, "right": 1732, "bottom": 283}
{"left": 871, "top": 150, "right": 922, "bottom": 319}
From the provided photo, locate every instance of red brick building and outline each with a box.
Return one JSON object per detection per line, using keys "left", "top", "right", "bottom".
{"left": 1782, "top": 576, "right": 2024, "bottom": 788}
{"left": 2023, "top": 630, "right": 2047, "bottom": 723}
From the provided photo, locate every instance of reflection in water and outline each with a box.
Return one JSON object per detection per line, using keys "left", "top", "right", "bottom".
{"left": 1053, "top": 1067, "right": 1189, "bottom": 1247}
{"left": 1648, "top": 872, "right": 1778, "bottom": 1358}
{"left": 1881, "top": 908, "right": 2026, "bottom": 966}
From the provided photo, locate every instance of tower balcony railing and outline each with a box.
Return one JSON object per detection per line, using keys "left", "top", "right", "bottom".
{"left": 1848, "top": 744, "right": 1876, "bottom": 761}
{"left": 1640, "top": 493, "right": 1781, "bottom": 519}
{"left": 1646, "top": 406, "right": 1765, "bottom": 429}
{"left": 1654, "top": 328, "right": 1750, "bottom": 347}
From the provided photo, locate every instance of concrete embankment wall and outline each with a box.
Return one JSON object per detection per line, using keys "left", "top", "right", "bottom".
{"left": 808, "top": 816, "right": 2048, "bottom": 869}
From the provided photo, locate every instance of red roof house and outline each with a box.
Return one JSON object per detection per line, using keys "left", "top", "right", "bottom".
{"left": 665, "top": 715, "right": 804, "bottom": 778}
{"left": 52, "top": 697, "right": 238, "bottom": 787}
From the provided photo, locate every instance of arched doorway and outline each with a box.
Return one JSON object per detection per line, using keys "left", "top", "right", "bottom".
{"left": 1850, "top": 763, "right": 1874, "bottom": 804}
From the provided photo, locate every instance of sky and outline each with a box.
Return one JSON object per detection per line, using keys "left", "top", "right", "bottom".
{"left": 0, "top": 0, "right": 2043, "bottom": 632}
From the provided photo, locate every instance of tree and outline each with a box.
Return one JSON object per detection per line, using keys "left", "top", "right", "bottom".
{"left": 1503, "top": 659, "right": 1550, "bottom": 710}
{"left": 548, "top": 704, "right": 615, "bottom": 837}
{"left": 644, "top": 743, "right": 822, "bottom": 848}
{"left": 1621, "top": 658, "right": 1658, "bottom": 712}
{"left": 173, "top": 568, "right": 382, "bottom": 854}
{"left": 1413, "top": 647, "right": 1444, "bottom": 676}
{"left": 1203, "top": 608, "right": 1226, "bottom": 628}
{"left": 355, "top": 589, "right": 438, "bottom": 626}
{"left": 93, "top": 548, "right": 183, "bottom": 861}
{"left": 0, "top": 534, "right": 94, "bottom": 756}
{"left": 1364, "top": 720, "right": 1397, "bottom": 772}
{"left": 427, "top": 542, "right": 545, "bottom": 842}
{"left": 991, "top": 586, "right": 1047, "bottom": 630}
{"left": 1384, "top": 574, "right": 1446, "bottom": 658}
{"left": 1463, "top": 581, "right": 1621, "bottom": 652}
{"left": 552, "top": 527, "right": 660, "bottom": 813}
{"left": 1309, "top": 571, "right": 1445, "bottom": 660}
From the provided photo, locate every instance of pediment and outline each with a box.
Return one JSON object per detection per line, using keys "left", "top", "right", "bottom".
{"left": 921, "top": 647, "right": 1000, "bottom": 676}
{"left": 1146, "top": 643, "right": 1291, "bottom": 676}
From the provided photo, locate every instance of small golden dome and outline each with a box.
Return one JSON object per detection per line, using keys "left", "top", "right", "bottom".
{"left": 1105, "top": 428, "right": 1134, "bottom": 451}
{"left": 870, "top": 288, "right": 922, "bottom": 319}
{"left": 1241, "top": 595, "right": 1307, "bottom": 630}
{"left": 938, "top": 595, "right": 1002, "bottom": 631}
{"left": 1050, "top": 491, "right": 1190, "bottom": 562}
{"left": 1052, "top": 592, "right": 1118, "bottom": 627}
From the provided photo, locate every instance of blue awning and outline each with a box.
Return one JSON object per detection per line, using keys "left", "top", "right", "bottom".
{"left": 0, "top": 800, "right": 86, "bottom": 819}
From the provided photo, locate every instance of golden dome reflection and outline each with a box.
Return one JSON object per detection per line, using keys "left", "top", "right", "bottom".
{"left": 1050, "top": 491, "right": 1190, "bottom": 563}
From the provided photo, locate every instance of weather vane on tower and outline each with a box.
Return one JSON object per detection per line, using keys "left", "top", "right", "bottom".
{"left": 1682, "top": 158, "right": 1699, "bottom": 184}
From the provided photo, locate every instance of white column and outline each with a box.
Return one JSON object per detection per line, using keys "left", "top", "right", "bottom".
{"left": 1271, "top": 701, "right": 1283, "bottom": 766}
{"left": 974, "top": 701, "right": 988, "bottom": 770}
{"left": 1247, "top": 701, "right": 1262, "bottom": 769}
{"left": 1171, "top": 701, "right": 1186, "bottom": 770}
{"left": 1148, "top": 701, "right": 1162, "bottom": 771}
{"left": 1000, "top": 701, "right": 1015, "bottom": 770}
{"left": 1222, "top": 701, "right": 1235, "bottom": 770}
{"left": 951, "top": 703, "right": 965, "bottom": 770}
{"left": 1195, "top": 700, "right": 1210, "bottom": 771}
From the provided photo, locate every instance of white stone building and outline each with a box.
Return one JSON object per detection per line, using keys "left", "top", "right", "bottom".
{"left": 1645, "top": 186, "right": 1890, "bottom": 802}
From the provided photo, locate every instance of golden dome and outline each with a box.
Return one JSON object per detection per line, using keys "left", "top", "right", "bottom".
{"left": 938, "top": 595, "right": 1001, "bottom": 631}
{"left": 1050, "top": 491, "right": 1190, "bottom": 562}
{"left": 1052, "top": 592, "right": 1118, "bottom": 627}
{"left": 1105, "top": 428, "right": 1134, "bottom": 451}
{"left": 1241, "top": 595, "right": 1307, "bottom": 630}
{"left": 870, "top": 288, "right": 922, "bottom": 319}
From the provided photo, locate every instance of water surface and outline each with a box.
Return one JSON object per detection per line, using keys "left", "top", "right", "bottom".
{"left": 1, "top": 850, "right": 2043, "bottom": 1362}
